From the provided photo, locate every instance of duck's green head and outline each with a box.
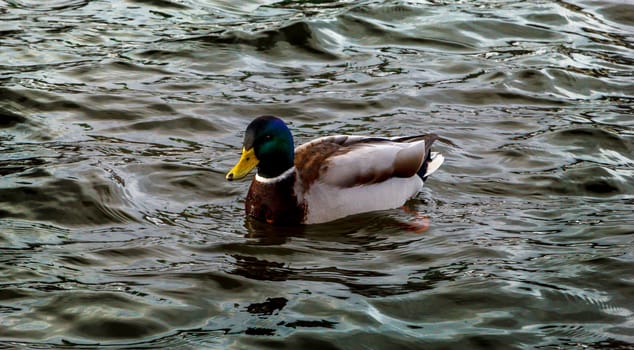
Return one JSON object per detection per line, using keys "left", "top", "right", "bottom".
{"left": 226, "top": 116, "right": 294, "bottom": 181}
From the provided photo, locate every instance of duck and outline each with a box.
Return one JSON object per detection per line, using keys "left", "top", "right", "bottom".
{"left": 226, "top": 116, "right": 444, "bottom": 225}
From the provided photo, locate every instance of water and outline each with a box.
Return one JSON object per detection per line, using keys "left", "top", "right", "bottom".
{"left": 1, "top": 0, "right": 633, "bottom": 348}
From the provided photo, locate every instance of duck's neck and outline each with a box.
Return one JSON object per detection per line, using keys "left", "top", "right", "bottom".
{"left": 255, "top": 166, "right": 295, "bottom": 184}
{"left": 256, "top": 152, "right": 294, "bottom": 179}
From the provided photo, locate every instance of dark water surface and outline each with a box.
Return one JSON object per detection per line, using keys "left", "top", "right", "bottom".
{"left": 1, "top": 0, "right": 633, "bottom": 348}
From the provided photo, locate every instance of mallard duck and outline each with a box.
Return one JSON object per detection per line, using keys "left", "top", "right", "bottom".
{"left": 226, "top": 116, "right": 444, "bottom": 225}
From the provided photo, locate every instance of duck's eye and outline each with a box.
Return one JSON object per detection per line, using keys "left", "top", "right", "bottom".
{"left": 264, "top": 134, "right": 272, "bottom": 140}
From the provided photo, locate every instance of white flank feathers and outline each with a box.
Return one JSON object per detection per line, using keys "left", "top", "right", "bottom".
{"left": 302, "top": 176, "right": 424, "bottom": 224}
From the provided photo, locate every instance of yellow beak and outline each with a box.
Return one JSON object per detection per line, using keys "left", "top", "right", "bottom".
{"left": 226, "top": 147, "right": 258, "bottom": 181}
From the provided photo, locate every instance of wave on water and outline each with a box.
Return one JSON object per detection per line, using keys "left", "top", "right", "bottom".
{"left": 0, "top": 0, "right": 633, "bottom": 348}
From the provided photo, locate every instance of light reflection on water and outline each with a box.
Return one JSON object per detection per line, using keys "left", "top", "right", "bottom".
{"left": 1, "top": 0, "right": 633, "bottom": 348}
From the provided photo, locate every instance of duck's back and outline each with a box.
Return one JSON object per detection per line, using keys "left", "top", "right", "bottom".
{"left": 293, "top": 134, "right": 443, "bottom": 224}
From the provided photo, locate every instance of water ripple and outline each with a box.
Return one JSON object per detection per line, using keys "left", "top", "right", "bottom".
{"left": 1, "top": 0, "right": 633, "bottom": 348}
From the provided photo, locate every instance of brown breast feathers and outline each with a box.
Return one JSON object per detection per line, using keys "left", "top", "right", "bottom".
{"left": 245, "top": 174, "right": 306, "bottom": 225}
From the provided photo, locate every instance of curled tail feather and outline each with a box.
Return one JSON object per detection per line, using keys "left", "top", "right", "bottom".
{"left": 418, "top": 152, "right": 444, "bottom": 181}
